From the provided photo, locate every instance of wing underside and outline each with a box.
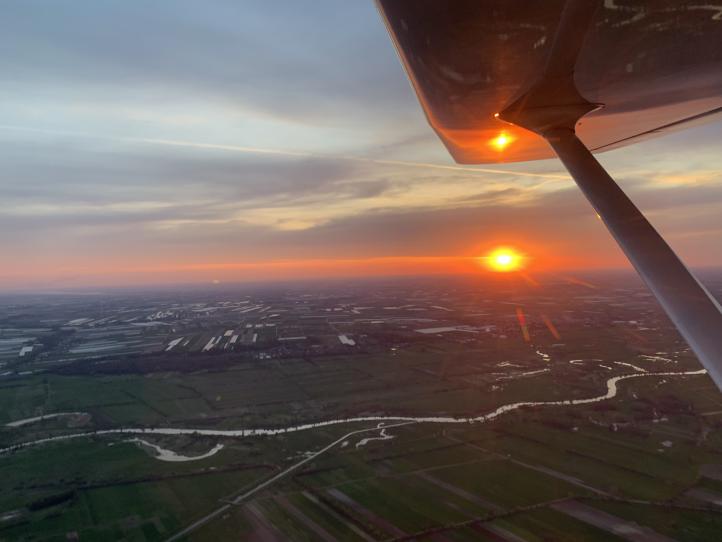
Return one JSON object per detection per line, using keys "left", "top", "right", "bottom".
{"left": 377, "top": 0, "right": 722, "bottom": 163}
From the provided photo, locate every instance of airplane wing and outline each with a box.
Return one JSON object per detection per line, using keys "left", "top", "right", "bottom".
{"left": 377, "top": 0, "right": 722, "bottom": 390}
{"left": 377, "top": 0, "right": 722, "bottom": 164}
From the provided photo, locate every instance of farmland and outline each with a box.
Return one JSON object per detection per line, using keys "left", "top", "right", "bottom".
{"left": 2, "top": 273, "right": 722, "bottom": 540}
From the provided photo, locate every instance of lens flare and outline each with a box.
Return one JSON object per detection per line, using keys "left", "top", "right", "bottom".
{"left": 481, "top": 247, "right": 525, "bottom": 272}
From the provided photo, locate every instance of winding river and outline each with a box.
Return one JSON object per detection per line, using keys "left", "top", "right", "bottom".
{"left": 0, "top": 369, "right": 706, "bottom": 456}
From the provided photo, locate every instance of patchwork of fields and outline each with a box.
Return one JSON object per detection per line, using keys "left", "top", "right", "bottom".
{"left": 2, "top": 351, "right": 722, "bottom": 541}
{"left": 3, "top": 277, "right": 722, "bottom": 540}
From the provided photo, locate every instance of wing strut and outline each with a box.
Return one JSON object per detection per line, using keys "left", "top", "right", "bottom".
{"left": 497, "top": 0, "right": 722, "bottom": 389}
{"left": 548, "top": 128, "right": 722, "bottom": 388}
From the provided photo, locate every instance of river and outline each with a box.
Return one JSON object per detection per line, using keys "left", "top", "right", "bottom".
{"left": 0, "top": 369, "right": 706, "bottom": 456}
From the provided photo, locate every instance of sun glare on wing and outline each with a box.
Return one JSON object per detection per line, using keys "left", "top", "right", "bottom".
{"left": 489, "top": 131, "right": 515, "bottom": 151}
{"left": 482, "top": 247, "right": 525, "bottom": 272}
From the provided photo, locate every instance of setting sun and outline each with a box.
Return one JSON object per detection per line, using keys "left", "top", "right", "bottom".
{"left": 482, "top": 247, "right": 525, "bottom": 272}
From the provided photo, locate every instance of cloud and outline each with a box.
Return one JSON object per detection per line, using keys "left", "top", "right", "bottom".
{"left": 1, "top": 1, "right": 722, "bottom": 289}
{"left": 0, "top": 0, "right": 416, "bottom": 126}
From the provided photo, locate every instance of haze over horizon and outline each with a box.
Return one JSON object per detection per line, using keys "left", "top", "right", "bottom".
{"left": 3, "top": 0, "right": 722, "bottom": 290}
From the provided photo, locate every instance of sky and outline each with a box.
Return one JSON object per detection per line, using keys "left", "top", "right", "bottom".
{"left": 2, "top": 0, "right": 722, "bottom": 290}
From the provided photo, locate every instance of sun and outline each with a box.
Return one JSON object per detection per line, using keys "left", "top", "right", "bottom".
{"left": 482, "top": 247, "right": 525, "bottom": 272}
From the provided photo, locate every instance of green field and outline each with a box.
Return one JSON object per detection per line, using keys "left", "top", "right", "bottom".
{"left": 2, "top": 348, "right": 722, "bottom": 541}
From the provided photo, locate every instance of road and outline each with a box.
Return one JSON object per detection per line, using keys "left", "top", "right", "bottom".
{"left": 164, "top": 421, "right": 416, "bottom": 542}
